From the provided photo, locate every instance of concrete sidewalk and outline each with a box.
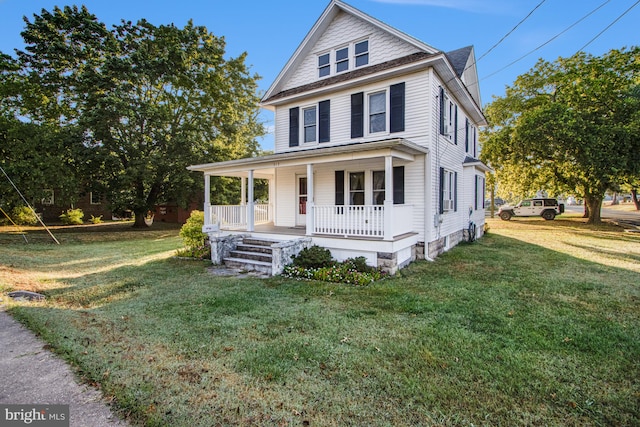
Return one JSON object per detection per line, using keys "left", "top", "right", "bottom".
{"left": 0, "top": 304, "right": 128, "bottom": 426}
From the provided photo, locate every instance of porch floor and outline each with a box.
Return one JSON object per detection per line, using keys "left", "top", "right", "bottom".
{"left": 236, "top": 223, "right": 418, "bottom": 242}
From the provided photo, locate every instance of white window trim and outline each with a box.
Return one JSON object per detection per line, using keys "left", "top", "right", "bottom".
{"left": 317, "top": 39, "right": 369, "bottom": 79}
{"left": 302, "top": 105, "right": 318, "bottom": 144}
{"left": 354, "top": 39, "right": 369, "bottom": 68}
{"left": 366, "top": 89, "right": 389, "bottom": 136}
{"left": 90, "top": 191, "right": 102, "bottom": 205}
{"left": 348, "top": 170, "right": 366, "bottom": 206}
{"left": 442, "top": 169, "right": 455, "bottom": 212}
{"left": 42, "top": 189, "right": 54, "bottom": 206}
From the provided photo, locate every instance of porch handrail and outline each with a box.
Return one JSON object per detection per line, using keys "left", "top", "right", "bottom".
{"left": 209, "top": 204, "right": 272, "bottom": 229}
{"left": 313, "top": 205, "right": 385, "bottom": 237}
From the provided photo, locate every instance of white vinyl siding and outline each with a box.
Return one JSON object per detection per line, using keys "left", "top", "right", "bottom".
{"left": 283, "top": 11, "right": 421, "bottom": 91}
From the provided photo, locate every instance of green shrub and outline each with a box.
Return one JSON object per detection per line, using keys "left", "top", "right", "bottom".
{"left": 179, "top": 210, "right": 207, "bottom": 249}
{"left": 291, "top": 245, "right": 334, "bottom": 269}
{"left": 59, "top": 208, "right": 84, "bottom": 225}
{"left": 11, "top": 206, "right": 38, "bottom": 226}
{"left": 89, "top": 215, "right": 103, "bottom": 224}
{"left": 343, "top": 256, "right": 375, "bottom": 273}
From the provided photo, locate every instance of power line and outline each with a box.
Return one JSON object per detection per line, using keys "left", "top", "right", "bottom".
{"left": 481, "top": 0, "right": 611, "bottom": 82}
{"left": 577, "top": 0, "right": 640, "bottom": 52}
{"left": 476, "top": 0, "right": 547, "bottom": 63}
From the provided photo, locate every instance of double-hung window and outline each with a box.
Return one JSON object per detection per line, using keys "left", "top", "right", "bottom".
{"left": 355, "top": 40, "right": 369, "bottom": 67}
{"left": 369, "top": 91, "right": 386, "bottom": 133}
{"left": 349, "top": 172, "right": 365, "bottom": 205}
{"left": 336, "top": 47, "right": 349, "bottom": 73}
{"left": 318, "top": 53, "right": 330, "bottom": 78}
{"left": 303, "top": 106, "right": 317, "bottom": 143}
{"left": 439, "top": 168, "right": 457, "bottom": 213}
{"left": 372, "top": 171, "right": 385, "bottom": 205}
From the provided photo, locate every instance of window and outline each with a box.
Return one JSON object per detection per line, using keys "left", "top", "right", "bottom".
{"left": 355, "top": 40, "right": 369, "bottom": 67}
{"left": 372, "top": 171, "right": 385, "bottom": 205}
{"left": 439, "top": 168, "right": 457, "bottom": 213}
{"left": 474, "top": 176, "right": 485, "bottom": 210}
{"left": 349, "top": 172, "right": 365, "bottom": 205}
{"left": 291, "top": 101, "right": 330, "bottom": 146}
{"left": 439, "top": 87, "right": 450, "bottom": 136}
{"left": 90, "top": 191, "right": 103, "bottom": 205}
{"left": 318, "top": 53, "right": 330, "bottom": 78}
{"left": 303, "top": 106, "right": 317, "bottom": 143}
{"left": 369, "top": 91, "right": 386, "bottom": 133}
{"left": 448, "top": 101, "right": 455, "bottom": 141}
{"left": 336, "top": 47, "right": 349, "bottom": 73}
{"left": 42, "top": 189, "right": 54, "bottom": 206}
{"left": 372, "top": 166, "right": 405, "bottom": 205}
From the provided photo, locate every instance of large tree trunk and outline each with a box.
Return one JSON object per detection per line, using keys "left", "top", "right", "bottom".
{"left": 610, "top": 192, "right": 619, "bottom": 205}
{"left": 585, "top": 197, "right": 603, "bottom": 224}
{"left": 632, "top": 189, "right": 640, "bottom": 211}
{"left": 133, "top": 208, "right": 149, "bottom": 228}
{"left": 582, "top": 197, "right": 590, "bottom": 218}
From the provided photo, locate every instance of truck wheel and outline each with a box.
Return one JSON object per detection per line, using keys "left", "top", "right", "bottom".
{"left": 542, "top": 210, "right": 556, "bottom": 220}
{"left": 499, "top": 211, "right": 512, "bottom": 221}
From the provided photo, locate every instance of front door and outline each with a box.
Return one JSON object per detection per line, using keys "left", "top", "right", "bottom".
{"left": 296, "top": 175, "right": 307, "bottom": 226}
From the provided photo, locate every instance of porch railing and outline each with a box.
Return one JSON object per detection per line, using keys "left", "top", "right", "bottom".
{"left": 210, "top": 204, "right": 272, "bottom": 229}
{"left": 313, "top": 205, "right": 385, "bottom": 237}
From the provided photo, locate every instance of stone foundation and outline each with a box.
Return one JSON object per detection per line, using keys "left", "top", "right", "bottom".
{"left": 427, "top": 229, "right": 464, "bottom": 259}
{"left": 271, "top": 237, "right": 312, "bottom": 275}
{"left": 208, "top": 233, "right": 246, "bottom": 265}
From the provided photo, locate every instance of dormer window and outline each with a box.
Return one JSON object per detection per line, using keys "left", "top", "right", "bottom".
{"left": 318, "top": 53, "right": 330, "bottom": 77}
{"left": 355, "top": 40, "right": 368, "bottom": 67}
{"left": 336, "top": 47, "right": 349, "bottom": 73}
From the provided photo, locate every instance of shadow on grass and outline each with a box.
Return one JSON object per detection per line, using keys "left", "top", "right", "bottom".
{"left": 4, "top": 230, "right": 640, "bottom": 426}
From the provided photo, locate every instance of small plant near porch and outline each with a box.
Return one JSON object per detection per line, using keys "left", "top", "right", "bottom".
{"left": 176, "top": 210, "right": 210, "bottom": 259}
{"left": 282, "top": 245, "right": 386, "bottom": 285}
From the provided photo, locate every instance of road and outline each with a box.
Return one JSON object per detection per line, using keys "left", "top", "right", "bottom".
{"left": 564, "top": 204, "right": 640, "bottom": 228}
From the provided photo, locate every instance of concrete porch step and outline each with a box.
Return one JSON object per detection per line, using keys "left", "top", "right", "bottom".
{"left": 228, "top": 250, "right": 272, "bottom": 263}
{"left": 223, "top": 257, "right": 272, "bottom": 275}
{"left": 235, "top": 243, "right": 274, "bottom": 255}
{"left": 242, "top": 238, "right": 280, "bottom": 247}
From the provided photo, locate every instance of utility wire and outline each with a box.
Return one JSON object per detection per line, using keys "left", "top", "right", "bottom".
{"left": 0, "top": 165, "right": 60, "bottom": 244}
{"left": 577, "top": 0, "right": 640, "bottom": 52}
{"left": 480, "top": 0, "right": 611, "bottom": 82}
{"left": 476, "top": 0, "right": 547, "bottom": 63}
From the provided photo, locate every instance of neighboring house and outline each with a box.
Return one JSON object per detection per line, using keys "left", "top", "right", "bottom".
{"left": 36, "top": 188, "right": 112, "bottom": 222}
{"left": 188, "top": 0, "right": 489, "bottom": 275}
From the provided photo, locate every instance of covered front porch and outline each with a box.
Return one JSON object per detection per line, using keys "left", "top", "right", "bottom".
{"left": 188, "top": 139, "right": 429, "bottom": 242}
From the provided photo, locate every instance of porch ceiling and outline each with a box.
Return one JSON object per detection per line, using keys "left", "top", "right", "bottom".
{"left": 187, "top": 138, "right": 429, "bottom": 177}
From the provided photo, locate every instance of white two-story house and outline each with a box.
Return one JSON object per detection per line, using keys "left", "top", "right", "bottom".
{"left": 188, "top": 0, "right": 489, "bottom": 275}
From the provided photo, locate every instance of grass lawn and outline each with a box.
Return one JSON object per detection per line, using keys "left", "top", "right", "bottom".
{"left": 1, "top": 217, "right": 638, "bottom": 426}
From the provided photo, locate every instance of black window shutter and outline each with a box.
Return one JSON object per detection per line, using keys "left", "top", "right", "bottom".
{"left": 454, "top": 171, "right": 458, "bottom": 212}
{"left": 393, "top": 166, "right": 404, "bottom": 204}
{"left": 335, "top": 170, "right": 344, "bottom": 205}
{"left": 351, "top": 93, "right": 364, "bottom": 138}
{"left": 319, "top": 100, "right": 330, "bottom": 143}
{"left": 453, "top": 105, "right": 458, "bottom": 144}
{"left": 390, "top": 82, "right": 405, "bottom": 133}
{"left": 439, "top": 167, "right": 444, "bottom": 214}
{"left": 465, "top": 118, "right": 469, "bottom": 152}
{"left": 439, "top": 87, "right": 445, "bottom": 135}
{"left": 289, "top": 107, "right": 299, "bottom": 147}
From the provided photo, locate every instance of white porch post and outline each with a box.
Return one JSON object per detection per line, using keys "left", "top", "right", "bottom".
{"left": 240, "top": 177, "right": 246, "bottom": 206}
{"left": 306, "top": 163, "right": 314, "bottom": 236}
{"left": 204, "top": 174, "right": 211, "bottom": 227}
{"left": 247, "top": 170, "right": 255, "bottom": 232}
{"left": 384, "top": 156, "right": 394, "bottom": 240}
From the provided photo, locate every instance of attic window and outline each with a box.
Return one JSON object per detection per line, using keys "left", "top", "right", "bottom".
{"left": 355, "top": 40, "right": 368, "bottom": 67}
{"left": 318, "top": 53, "right": 330, "bottom": 78}
{"left": 336, "top": 47, "right": 349, "bottom": 73}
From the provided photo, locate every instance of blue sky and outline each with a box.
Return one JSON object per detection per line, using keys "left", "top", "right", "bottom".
{"left": 1, "top": 0, "right": 638, "bottom": 150}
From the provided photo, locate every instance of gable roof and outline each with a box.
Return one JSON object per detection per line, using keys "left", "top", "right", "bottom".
{"left": 260, "top": 0, "right": 487, "bottom": 126}
{"left": 262, "top": 0, "right": 438, "bottom": 103}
